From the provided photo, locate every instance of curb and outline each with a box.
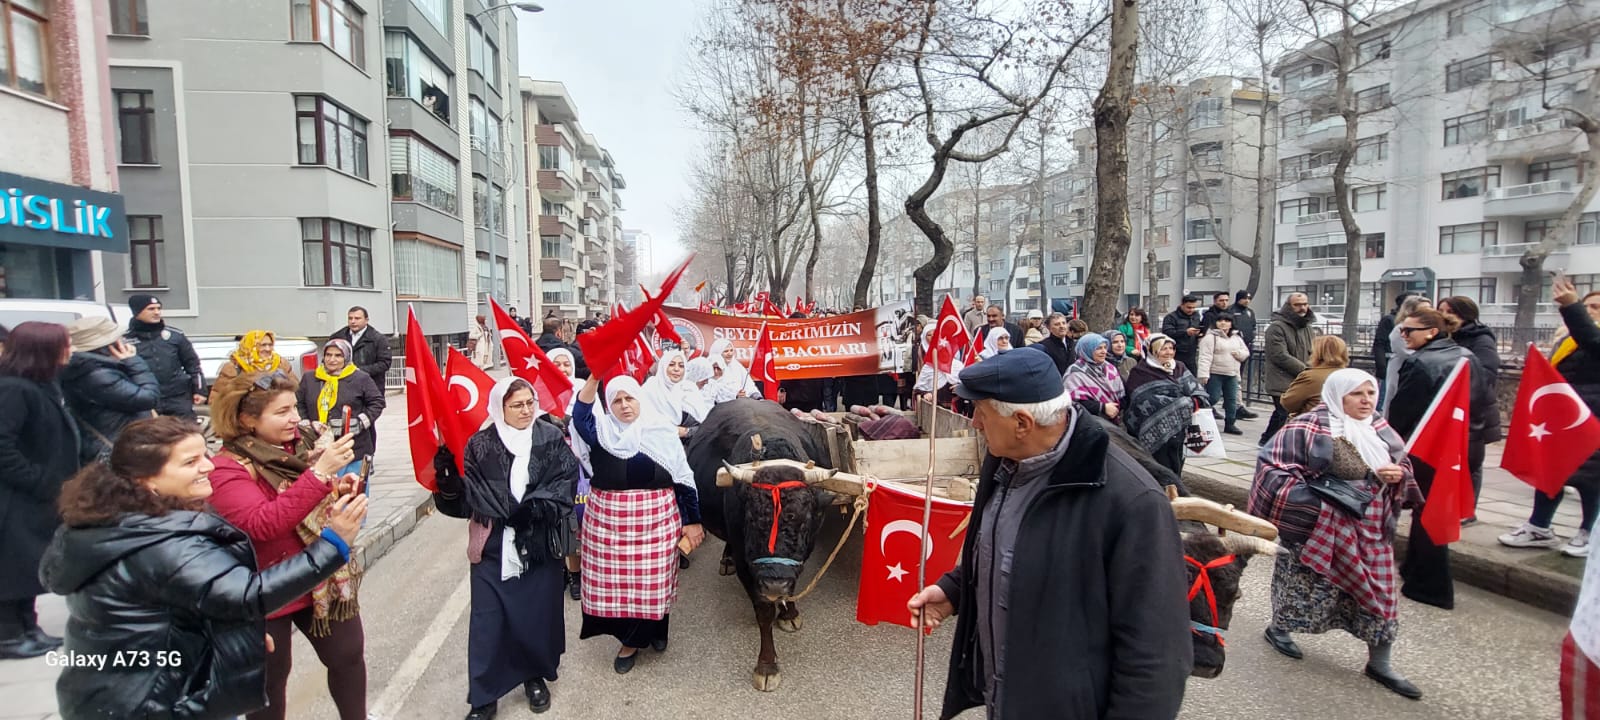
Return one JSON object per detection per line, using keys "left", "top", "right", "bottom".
{"left": 1182, "top": 465, "right": 1579, "bottom": 617}
{"left": 351, "top": 489, "right": 436, "bottom": 571}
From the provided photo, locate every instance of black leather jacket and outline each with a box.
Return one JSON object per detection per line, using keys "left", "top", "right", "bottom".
{"left": 1387, "top": 337, "right": 1496, "bottom": 444}
{"left": 60, "top": 352, "right": 161, "bottom": 461}
{"left": 39, "top": 511, "right": 346, "bottom": 720}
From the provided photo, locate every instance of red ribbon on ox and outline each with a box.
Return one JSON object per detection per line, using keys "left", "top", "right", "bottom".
{"left": 751, "top": 480, "right": 809, "bottom": 553}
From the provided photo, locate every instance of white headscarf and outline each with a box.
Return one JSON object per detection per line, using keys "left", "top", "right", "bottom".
{"left": 1144, "top": 333, "right": 1177, "bottom": 372}
{"left": 980, "top": 326, "right": 1010, "bottom": 359}
{"left": 642, "top": 350, "right": 709, "bottom": 423}
{"left": 595, "top": 376, "right": 698, "bottom": 491}
{"left": 1320, "top": 368, "right": 1393, "bottom": 472}
{"left": 686, "top": 356, "right": 714, "bottom": 385}
{"left": 708, "top": 338, "right": 758, "bottom": 402}
{"left": 544, "top": 347, "right": 591, "bottom": 474}
{"left": 546, "top": 347, "right": 577, "bottom": 380}
{"left": 487, "top": 377, "right": 535, "bottom": 580}
{"left": 915, "top": 327, "right": 962, "bottom": 392}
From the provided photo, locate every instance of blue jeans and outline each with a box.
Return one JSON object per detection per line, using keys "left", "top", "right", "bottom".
{"left": 1530, "top": 477, "right": 1600, "bottom": 532}
{"left": 1206, "top": 375, "right": 1240, "bottom": 426}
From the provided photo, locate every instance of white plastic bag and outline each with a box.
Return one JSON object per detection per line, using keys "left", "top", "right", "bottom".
{"left": 1183, "top": 407, "right": 1227, "bottom": 459}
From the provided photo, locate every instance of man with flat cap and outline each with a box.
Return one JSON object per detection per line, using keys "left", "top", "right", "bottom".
{"left": 908, "top": 349, "right": 1192, "bottom": 720}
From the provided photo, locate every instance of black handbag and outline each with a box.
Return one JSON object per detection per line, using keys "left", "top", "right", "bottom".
{"left": 1304, "top": 476, "right": 1374, "bottom": 518}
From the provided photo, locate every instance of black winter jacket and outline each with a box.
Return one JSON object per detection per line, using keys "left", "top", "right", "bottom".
{"left": 295, "top": 369, "right": 386, "bottom": 458}
{"left": 39, "top": 510, "right": 346, "bottom": 720}
{"left": 1263, "top": 304, "right": 1317, "bottom": 394}
{"left": 1450, "top": 322, "right": 1503, "bottom": 442}
{"left": 60, "top": 352, "right": 161, "bottom": 462}
{"left": 935, "top": 414, "right": 1191, "bottom": 720}
{"left": 328, "top": 326, "right": 393, "bottom": 382}
{"left": 1387, "top": 337, "right": 1495, "bottom": 444}
{"left": 1032, "top": 334, "right": 1075, "bottom": 374}
{"left": 435, "top": 421, "right": 580, "bottom": 561}
{"left": 1557, "top": 301, "right": 1600, "bottom": 412}
{"left": 125, "top": 321, "right": 202, "bottom": 415}
{"left": 1227, "top": 302, "right": 1259, "bottom": 347}
{"left": 535, "top": 333, "right": 589, "bottom": 379}
{"left": 1373, "top": 312, "right": 1397, "bottom": 377}
{"left": 0, "top": 376, "right": 79, "bottom": 600}
{"left": 1160, "top": 309, "right": 1204, "bottom": 358}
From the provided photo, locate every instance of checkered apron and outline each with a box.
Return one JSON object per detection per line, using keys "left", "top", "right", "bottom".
{"left": 579, "top": 488, "right": 681, "bottom": 620}
{"left": 1299, "top": 482, "right": 1399, "bottom": 621}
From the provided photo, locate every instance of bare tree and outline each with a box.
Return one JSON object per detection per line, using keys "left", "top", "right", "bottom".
{"left": 1082, "top": 0, "right": 1140, "bottom": 329}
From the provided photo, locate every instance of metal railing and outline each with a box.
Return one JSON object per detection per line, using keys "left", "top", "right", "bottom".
{"left": 1296, "top": 257, "right": 1347, "bottom": 269}
{"left": 1297, "top": 210, "right": 1341, "bottom": 224}
{"left": 1487, "top": 179, "right": 1574, "bottom": 200}
{"left": 1493, "top": 116, "right": 1567, "bottom": 142}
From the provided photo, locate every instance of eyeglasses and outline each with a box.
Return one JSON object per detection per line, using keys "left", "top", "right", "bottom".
{"left": 1398, "top": 325, "right": 1427, "bottom": 335}
{"left": 252, "top": 371, "right": 290, "bottom": 391}
{"left": 505, "top": 401, "right": 538, "bottom": 412}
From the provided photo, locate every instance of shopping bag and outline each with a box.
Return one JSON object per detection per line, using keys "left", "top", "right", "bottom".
{"left": 1183, "top": 408, "right": 1227, "bottom": 459}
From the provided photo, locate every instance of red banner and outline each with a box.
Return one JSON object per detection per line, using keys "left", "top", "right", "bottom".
{"left": 658, "top": 302, "right": 914, "bottom": 380}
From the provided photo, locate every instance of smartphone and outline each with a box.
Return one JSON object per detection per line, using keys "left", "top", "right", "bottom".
{"left": 340, "top": 406, "right": 353, "bottom": 437}
{"left": 356, "top": 455, "right": 372, "bottom": 495}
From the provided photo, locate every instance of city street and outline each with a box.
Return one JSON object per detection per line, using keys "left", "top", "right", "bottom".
{"left": 287, "top": 501, "right": 1562, "bottom": 719}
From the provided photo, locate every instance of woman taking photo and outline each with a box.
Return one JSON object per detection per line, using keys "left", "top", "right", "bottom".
{"left": 60, "top": 316, "right": 160, "bottom": 462}
{"left": 1124, "top": 334, "right": 1210, "bottom": 477}
{"left": 571, "top": 375, "right": 705, "bottom": 674}
{"left": 296, "top": 339, "right": 386, "bottom": 475}
{"left": 433, "top": 378, "right": 578, "bottom": 719}
{"left": 1061, "top": 333, "right": 1125, "bottom": 421}
{"left": 207, "top": 371, "right": 369, "bottom": 720}
{"left": 1116, "top": 308, "right": 1153, "bottom": 361}
{"left": 42, "top": 417, "right": 366, "bottom": 720}
{"left": 1280, "top": 336, "right": 1350, "bottom": 416}
{"left": 1195, "top": 313, "right": 1250, "bottom": 435}
{"left": 1250, "top": 370, "right": 1423, "bottom": 699}
{"left": 210, "top": 330, "right": 293, "bottom": 405}
{"left": 0, "top": 322, "right": 78, "bottom": 659}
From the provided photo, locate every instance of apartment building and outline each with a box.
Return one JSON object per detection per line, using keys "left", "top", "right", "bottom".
{"left": 522, "top": 78, "right": 625, "bottom": 321}
{"left": 95, "top": 0, "right": 527, "bottom": 338}
{"left": 1, "top": 0, "right": 127, "bottom": 302}
{"left": 1271, "top": 0, "right": 1598, "bottom": 324}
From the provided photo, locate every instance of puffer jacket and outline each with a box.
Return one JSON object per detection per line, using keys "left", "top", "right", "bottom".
{"left": 1263, "top": 303, "right": 1317, "bottom": 394}
{"left": 124, "top": 321, "right": 203, "bottom": 415}
{"left": 1450, "top": 322, "right": 1503, "bottom": 443}
{"left": 1387, "top": 337, "right": 1494, "bottom": 443}
{"left": 39, "top": 510, "right": 347, "bottom": 720}
{"left": 1555, "top": 301, "right": 1600, "bottom": 484}
{"left": 1196, "top": 329, "right": 1250, "bottom": 380}
{"left": 60, "top": 352, "right": 161, "bottom": 462}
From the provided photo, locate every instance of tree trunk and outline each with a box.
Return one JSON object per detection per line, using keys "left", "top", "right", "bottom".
{"left": 799, "top": 87, "right": 825, "bottom": 305}
{"left": 1143, "top": 119, "right": 1159, "bottom": 308}
{"left": 1083, "top": 0, "right": 1139, "bottom": 330}
{"left": 1247, "top": 60, "right": 1273, "bottom": 296}
{"left": 852, "top": 91, "right": 882, "bottom": 309}
{"left": 1515, "top": 73, "right": 1600, "bottom": 328}
{"left": 909, "top": 157, "right": 956, "bottom": 318}
{"left": 1035, "top": 131, "right": 1050, "bottom": 314}
{"left": 1332, "top": 14, "right": 1362, "bottom": 346}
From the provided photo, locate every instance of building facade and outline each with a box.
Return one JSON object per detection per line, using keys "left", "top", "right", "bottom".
{"left": 1271, "top": 0, "right": 1599, "bottom": 324}
{"left": 1, "top": 0, "right": 127, "bottom": 302}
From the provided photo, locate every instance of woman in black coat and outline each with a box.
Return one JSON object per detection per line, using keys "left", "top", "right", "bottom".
{"left": 40, "top": 416, "right": 366, "bottom": 720}
{"left": 60, "top": 316, "right": 161, "bottom": 462}
{"left": 1386, "top": 309, "right": 1493, "bottom": 611}
{"left": 0, "top": 321, "right": 79, "bottom": 659}
{"left": 296, "top": 339, "right": 385, "bottom": 467}
{"left": 1438, "top": 296, "right": 1503, "bottom": 520}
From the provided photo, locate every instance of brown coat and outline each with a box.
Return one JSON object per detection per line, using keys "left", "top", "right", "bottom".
{"left": 1279, "top": 366, "right": 1341, "bottom": 416}
{"left": 207, "top": 356, "right": 295, "bottom": 405}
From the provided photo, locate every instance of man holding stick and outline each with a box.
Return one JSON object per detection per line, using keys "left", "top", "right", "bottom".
{"left": 908, "top": 350, "right": 1191, "bottom": 719}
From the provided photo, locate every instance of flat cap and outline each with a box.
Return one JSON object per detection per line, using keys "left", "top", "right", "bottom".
{"left": 955, "top": 347, "right": 1064, "bottom": 404}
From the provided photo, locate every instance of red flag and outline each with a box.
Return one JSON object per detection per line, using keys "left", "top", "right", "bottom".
{"left": 694, "top": 280, "right": 707, "bottom": 294}
{"left": 856, "top": 482, "right": 971, "bottom": 627}
{"left": 578, "top": 256, "right": 691, "bottom": 379}
{"left": 490, "top": 298, "right": 572, "bottom": 418}
{"left": 967, "top": 324, "right": 989, "bottom": 364}
{"left": 931, "top": 294, "right": 970, "bottom": 374}
{"left": 751, "top": 322, "right": 778, "bottom": 389}
{"left": 762, "top": 297, "right": 784, "bottom": 318}
{"left": 1404, "top": 358, "right": 1475, "bottom": 545}
{"left": 440, "top": 346, "right": 494, "bottom": 462}
{"left": 1502, "top": 344, "right": 1600, "bottom": 499}
{"left": 404, "top": 306, "right": 445, "bottom": 490}
{"left": 639, "top": 285, "right": 685, "bottom": 348}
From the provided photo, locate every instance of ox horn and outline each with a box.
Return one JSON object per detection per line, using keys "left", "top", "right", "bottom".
{"left": 720, "top": 460, "right": 756, "bottom": 483}
{"left": 1219, "top": 533, "right": 1283, "bottom": 558}
{"left": 802, "top": 465, "right": 837, "bottom": 483}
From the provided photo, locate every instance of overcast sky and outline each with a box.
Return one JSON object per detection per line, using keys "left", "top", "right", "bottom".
{"left": 516, "top": 1, "right": 701, "bottom": 277}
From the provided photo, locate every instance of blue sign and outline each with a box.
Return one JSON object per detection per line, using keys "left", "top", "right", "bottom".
{"left": 0, "top": 170, "right": 128, "bottom": 253}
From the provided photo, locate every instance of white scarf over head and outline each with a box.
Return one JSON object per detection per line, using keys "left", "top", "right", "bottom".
{"left": 487, "top": 377, "right": 534, "bottom": 580}
{"left": 707, "top": 338, "right": 758, "bottom": 402}
{"left": 1320, "top": 368, "right": 1393, "bottom": 472}
{"left": 642, "top": 350, "right": 709, "bottom": 423}
{"left": 595, "top": 376, "right": 697, "bottom": 490}
{"left": 544, "top": 347, "right": 591, "bottom": 474}
{"left": 1145, "top": 333, "right": 1177, "bottom": 372}
{"left": 980, "top": 326, "right": 1009, "bottom": 359}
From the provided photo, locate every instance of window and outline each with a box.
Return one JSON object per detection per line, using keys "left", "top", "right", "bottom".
{"left": 384, "top": 31, "right": 451, "bottom": 124}
{"left": 1154, "top": 261, "right": 1171, "bottom": 280}
{"left": 2, "top": 0, "right": 47, "bottom": 95}
{"left": 110, "top": 0, "right": 148, "bottom": 35}
{"left": 295, "top": 95, "right": 368, "bottom": 178}
{"left": 290, "top": 0, "right": 365, "bottom": 69}
{"left": 988, "top": 280, "right": 1004, "bottom": 293}
{"left": 1354, "top": 134, "right": 1388, "bottom": 164}
{"left": 1312, "top": 282, "right": 1346, "bottom": 307}
{"left": 473, "top": 175, "right": 488, "bottom": 228}
{"left": 1351, "top": 184, "right": 1386, "bottom": 212}
{"left": 410, "top": 0, "right": 448, "bottom": 34}
{"left": 1283, "top": 62, "right": 1328, "bottom": 92}
{"left": 1436, "top": 277, "right": 1497, "bottom": 304}
{"left": 1445, "top": 53, "right": 1499, "bottom": 92}
{"left": 1355, "top": 84, "right": 1391, "bottom": 112}
{"left": 1051, "top": 273, "right": 1068, "bottom": 287}
{"left": 301, "top": 218, "right": 374, "bottom": 289}
{"left": 1530, "top": 156, "right": 1582, "bottom": 184}
{"left": 1441, "top": 166, "right": 1501, "bottom": 199}
{"left": 389, "top": 134, "right": 459, "bottom": 214}
{"left": 116, "top": 90, "right": 157, "bottom": 164}
{"left": 1145, "top": 226, "right": 1170, "bottom": 248}
{"left": 1581, "top": 213, "right": 1600, "bottom": 245}
{"left": 1444, "top": 111, "right": 1490, "bottom": 146}
{"left": 1439, "top": 221, "right": 1498, "bottom": 253}
{"left": 127, "top": 216, "right": 163, "bottom": 288}
{"left": 1363, "top": 233, "right": 1386, "bottom": 259}
{"left": 1527, "top": 215, "right": 1598, "bottom": 246}
{"left": 1186, "top": 179, "right": 1222, "bottom": 206}
{"left": 470, "top": 97, "right": 487, "bottom": 146}
{"left": 395, "top": 234, "right": 463, "bottom": 298}
{"left": 1279, "top": 244, "right": 1299, "bottom": 267}
{"left": 1189, "top": 141, "right": 1222, "bottom": 167}
{"left": 1280, "top": 197, "right": 1321, "bottom": 223}
{"left": 1049, "top": 248, "right": 1069, "bottom": 263}
{"left": 1448, "top": 0, "right": 1488, "bottom": 37}
{"left": 1187, "top": 255, "right": 1222, "bottom": 279}
{"left": 989, "top": 260, "right": 1005, "bottom": 272}
{"left": 1154, "top": 155, "right": 1173, "bottom": 177}
{"left": 1358, "top": 35, "right": 1391, "bottom": 62}
{"left": 1280, "top": 154, "right": 1308, "bottom": 182}
{"left": 467, "top": 18, "right": 485, "bottom": 78}
{"left": 485, "top": 33, "right": 500, "bottom": 88}
{"left": 1152, "top": 190, "right": 1172, "bottom": 212}
{"left": 1187, "top": 218, "right": 1221, "bottom": 241}
{"left": 1014, "top": 276, "right": 1029, "bottom": 289}
{"left": 1281, "top": 111, "right": 1312, "bottom": 134}
{"left": 1188, "top": 97, "right": 1223, "bottom": 129}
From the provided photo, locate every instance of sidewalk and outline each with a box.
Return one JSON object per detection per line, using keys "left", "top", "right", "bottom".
{"left": 0, "top": 394, "right": 434, "bottom": 720}
{"left": 1182, "top": 406, "right": 1585, "bottom": 616}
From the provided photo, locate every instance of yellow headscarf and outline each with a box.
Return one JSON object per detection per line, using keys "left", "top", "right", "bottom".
{"left": 314, "top": 339, "right": 357, "bottom": 424}
{"left": 232, "top": 330, "right": 283, "bottom": 374}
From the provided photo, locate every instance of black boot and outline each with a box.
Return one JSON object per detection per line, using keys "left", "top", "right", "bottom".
{"left": 567, "top": 571, "right": 581, "bottom": 601}
{"left": 524, "top": 678, "right": 551, "bottom": 714}
{"left": 1223, "top": 424, "right": 1244, "bottom": 435}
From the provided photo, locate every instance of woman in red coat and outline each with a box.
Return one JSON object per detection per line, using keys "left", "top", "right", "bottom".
{"left": 206, "top": 370, "right": 367, "bottom": 720}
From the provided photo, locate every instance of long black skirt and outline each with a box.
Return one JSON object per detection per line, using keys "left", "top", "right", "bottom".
{"left": 469, "top": 525, "right": 565, "bottom": 707}
{"left": 580, "top": 613, "right": 671, "bottom": 648}
{"left": 1400, "top": 459, "right": 1454, "bottom": 610}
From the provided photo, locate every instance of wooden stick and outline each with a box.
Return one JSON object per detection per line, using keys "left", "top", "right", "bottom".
{"left": 913, "top": 342, "right": 938, "bottom": 720}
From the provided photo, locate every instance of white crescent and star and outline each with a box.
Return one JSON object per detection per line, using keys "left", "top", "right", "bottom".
{"left": 1529, "top": 382, "right": 1593, "bottom": 431}
{"left": 448, "top": 376, "right": 479, "bottom": 412}
{"left": 880, "top": 519, "right": 933, "bottom": 560}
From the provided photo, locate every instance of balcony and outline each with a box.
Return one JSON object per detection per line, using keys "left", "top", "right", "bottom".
{"left": 1295, "top": 210, "right": 1343, "bottom": 238}
{"left": 1294, "top": 256, "right": 1347, "bottom": 282}
{"left": 1286, "top": 73, "right": 1333, "bottom": 97}
{"left": 1482, "top": 180, "right": 1577, "bottom": 219}
{"left": 537, "top": 168, "right": 577, "bottom": 201}
{"left": 1486, "top": 117, "right": 1584, "bottom": 161}
{"left": 537, "top": 214, "right": 579, "bottom": 238}
{"left": 1298, "top": 117, "right": 1346, "bottom": 152}
{"left": 1480, "top": 242, "right": 1572, "bottom": 273}
{"left": 1296, "top": 165, "right": 1335, "bottom": 194}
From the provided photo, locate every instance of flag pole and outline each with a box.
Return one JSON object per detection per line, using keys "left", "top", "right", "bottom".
{"left": 914, "top": 330, "right": 939, "bottom": 719}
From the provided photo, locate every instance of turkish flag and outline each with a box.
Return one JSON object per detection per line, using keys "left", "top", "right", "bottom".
{"left": 404, "top": 306, "right": 445, "bottom": 490}
{"left": 857, "top": 482, "right": 971, "bottom": 628}
{"left": 751, "top": 322, "right": 778, "bottom": 389}
{"left": 1404, "top": 358, "right": 1475, "bottom": 545}
{"left": 966, "top": 323, "right": 989, "bottom": 364}
{"left": 1502, "top": 344, "right": 1600, "bottom": 499}
{"left": 578, "top": 256, "right": 691, "bottom": 379}
{"left": 639, "top": 287, "right": 685, "bottom": 349}
{"left": 490, "top": 298, "right": 572, "bottom": 418}
{"left": 441, "top": 346, "right": 494, "bottom": 461}
{"left": 931, "top": 294, "right": 970, "bottom": 374}
{"left": 762, "top": 297, "right": 785, "bottom": 318}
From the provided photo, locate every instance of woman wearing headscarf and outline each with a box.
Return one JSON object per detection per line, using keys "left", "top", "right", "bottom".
{"left": 209, "top": 330, "right": 293, "bottom": 405}
{"left": 295, "top": 339, "right": 385, "bottom": 477}
{"left": 545, "top": 347, "right": 591, "bottom": 602}
{"left": 571, "top": 375, "right": 705, "bottom": 674}
{"left": 432, "top": 378, "right": 578, "bottom": 719}
{"left": 707, "top": 339, "right": 760, "bottom": 403}
{"left": 640, "top": 350, "right": 710, "bottom": 434}
{"left": 1061, "top": 333, "right": 1125, "bottom": 421}
{"left": 1123, "top": 334, "right": 1210, "bottom": 477}
{"left": 978, "top": 326, "right": 1012, "bottom": 360}
{"left": 1104, "top": 329, "right": 1135, "bottom": 378}
{"left": 1249, "top": 369, "right": 1423, "bottom": 699}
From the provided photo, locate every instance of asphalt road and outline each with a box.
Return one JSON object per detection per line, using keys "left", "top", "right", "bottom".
{"left": 286, "top": 509, "right": 1563, "bottom": 719}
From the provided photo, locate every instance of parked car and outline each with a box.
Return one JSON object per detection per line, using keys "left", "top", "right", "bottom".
{"left": 0, "top": 298, "right": 128, "bottom": 330}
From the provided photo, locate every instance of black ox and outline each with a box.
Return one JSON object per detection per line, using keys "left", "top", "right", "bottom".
{"left": 686, "top": 398, "right": 838, "bottom": 691}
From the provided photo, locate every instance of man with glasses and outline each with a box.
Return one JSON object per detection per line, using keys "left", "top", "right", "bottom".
{"left": 1259, "top": 292, "right": 1317, "bottom": 445}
